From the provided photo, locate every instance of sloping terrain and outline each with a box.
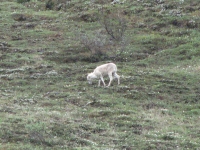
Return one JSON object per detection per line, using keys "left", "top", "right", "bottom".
{"left": 0, "top": 0, "right": 200, "bottom": 149}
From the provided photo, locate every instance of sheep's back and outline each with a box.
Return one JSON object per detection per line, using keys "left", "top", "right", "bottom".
{"left": 94, "top": 63, "right": 117, "bottom": 75}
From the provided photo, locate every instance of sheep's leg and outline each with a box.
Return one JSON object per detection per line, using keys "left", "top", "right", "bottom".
{"left": 98, "top": 80, "right": 101, "bottom": 86}
{"left": 114, "top": 73, "right": 120, "bottom": 85}
{"left": 107, "top": 73, "right": 113, "bottom": 87}
{"left": 100, "top": 76, "right": 106, "bottom": 87}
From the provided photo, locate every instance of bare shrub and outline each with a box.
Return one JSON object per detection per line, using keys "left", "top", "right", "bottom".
{"left": 75, "top": 29, "right": 109, "bottom": 62}
{"left": 91, "top": 0, "right": 112, "bottom": 5}
{"left": 98, "top": 8, "right": 128, "bottom": 56}
{"left": 98, "top": 8, "right": 127, "bottom": 42}
{"left": 45, "top": 0, "right": 72, "bottom": 11}
{"left": 17, "top": 0, "right": 30, "bottom": 3}
{"left": 46, "top": 0, "right": 54, "bottom": 10}
{"left": 75, "top": 8, "right": 128, "bottom": 61}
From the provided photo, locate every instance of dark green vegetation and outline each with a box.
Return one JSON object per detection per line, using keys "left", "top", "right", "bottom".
{"left": 1, "top": 0, "right": 200, "bottom": 149}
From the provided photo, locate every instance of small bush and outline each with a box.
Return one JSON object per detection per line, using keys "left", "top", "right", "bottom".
{"left": 12, "top": 13, "right": 27, "bottom": 21}
{"left": 75, "top": 30, "right": 108, "bottom": 59}
{"left": 99, "top": 8, "right": 127, "bottom": 42}
{"left": 17, "top": 0, "right": 30, "bottom": 3}
{"left": 91, "top": 0, "right": 110, "bottom": 5}
{"left": 46, "top": 0, "right": 54, "bottom": 10}
{"left": 45, "top": 0, "right": 72, "bottom": 11}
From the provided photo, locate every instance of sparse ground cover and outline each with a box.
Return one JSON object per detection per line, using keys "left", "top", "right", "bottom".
{"left": 0, "top": 0, "right": 200, "bottom": 149}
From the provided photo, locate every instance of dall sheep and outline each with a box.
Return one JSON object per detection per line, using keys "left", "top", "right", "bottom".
{"left": 87, "top": 63, "right": 120, "bottom": 87}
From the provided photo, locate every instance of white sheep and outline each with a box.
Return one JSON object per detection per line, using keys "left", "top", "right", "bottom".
{"left": 87, "top": 63, "right": 120, "bottom": 87}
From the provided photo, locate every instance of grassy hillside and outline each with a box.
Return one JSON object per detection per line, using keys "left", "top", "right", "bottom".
{"left": 0, "top": 0, "right": 200, "bottom": 149}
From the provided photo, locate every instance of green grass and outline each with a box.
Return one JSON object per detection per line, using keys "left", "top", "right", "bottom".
{"left": 1, "top": 0, "right": 200, "bottom": 149}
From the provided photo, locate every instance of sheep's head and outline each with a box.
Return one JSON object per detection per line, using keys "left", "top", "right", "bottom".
{"left": 87, "top": 73, "right": 96, "bottom": 84}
